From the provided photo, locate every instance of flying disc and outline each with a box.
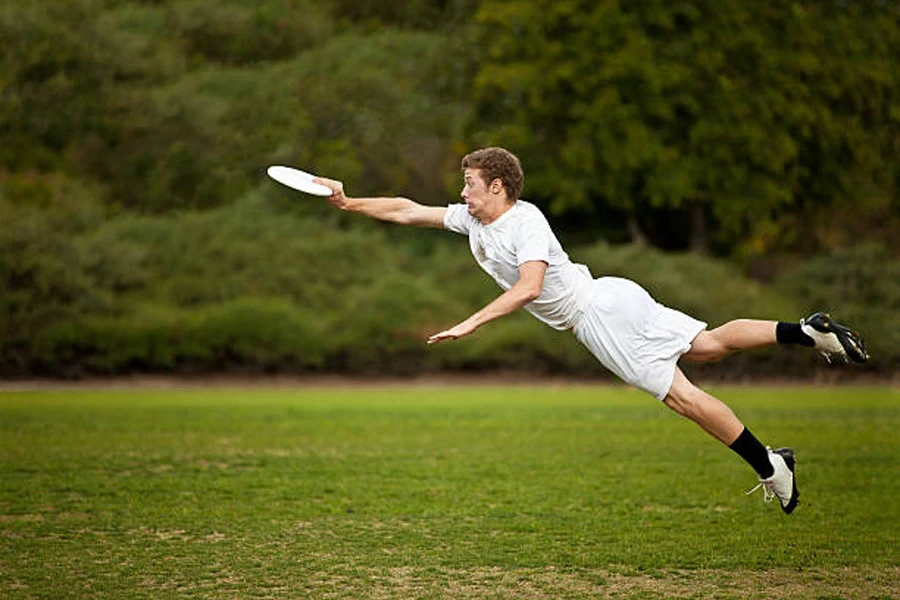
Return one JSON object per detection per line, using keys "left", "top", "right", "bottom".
{"left": 267, "top": 166, "right": 332, "bottom": 196}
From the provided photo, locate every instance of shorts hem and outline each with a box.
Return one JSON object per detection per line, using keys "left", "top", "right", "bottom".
{"left": 650, "top": 320, "right": 708, "bottom": 401}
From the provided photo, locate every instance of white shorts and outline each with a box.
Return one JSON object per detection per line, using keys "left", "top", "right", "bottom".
{"left": 572, "top": 277, "right": 707, "bottom": 401}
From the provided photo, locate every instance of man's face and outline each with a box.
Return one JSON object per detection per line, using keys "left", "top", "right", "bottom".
{"left": 461, "top": 168, "right": 498, "bottom": 221}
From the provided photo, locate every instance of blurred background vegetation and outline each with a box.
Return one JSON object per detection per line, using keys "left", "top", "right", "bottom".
{"left": 1, "top": 0, "right": 897, "bottom": 380}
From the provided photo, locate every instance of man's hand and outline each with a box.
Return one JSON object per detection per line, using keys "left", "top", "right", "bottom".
{"left": 427, "top": 319, "right": 478, "bottom": 345}
{"left": 311, "top": 182, "right": 446, "bottom": 227}
{"left": 313, "top": 177, "right": 350, "bottom": 210}
{"left": 426, "top": 261, "right": 547, "bottom": 346}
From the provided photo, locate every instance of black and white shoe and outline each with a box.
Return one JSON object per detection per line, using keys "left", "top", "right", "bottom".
{"left": 747, "top": 447, "right": 799, "bottom": 514}
{"left": 800, "top": 312, "right": 869, "bottom": 364}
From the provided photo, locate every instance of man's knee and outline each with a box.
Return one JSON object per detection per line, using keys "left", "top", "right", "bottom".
{"left": 684, "top": 330, "right": 729, "bottom": 363}
{"left": 663, "top": 369, "right": 700, "bottom": 417}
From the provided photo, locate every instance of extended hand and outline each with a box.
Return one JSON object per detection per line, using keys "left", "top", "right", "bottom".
{"left": 427, "top": 320, "right": 478, "bottom": 345}
{"left": 313, "top": 177, "right": 349, "bottom": 209}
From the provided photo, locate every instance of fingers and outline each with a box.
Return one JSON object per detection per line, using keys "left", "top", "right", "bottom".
{"left": 313, "top": 177, "right": 343, "bottom": 196}
{"left": 427, "top": 322, "right": 474, "bottom": 345}
{"left": 427, "top": 318, "right": 478, "bottom": 345}
{"left": 313, "top": 177, "right": 347, "bottom": 208}
{"left": 313, "top": 176, "right": 341, "bottom": 189}
{"left": 426, "top": 331, "right": 456, "bottom": 345}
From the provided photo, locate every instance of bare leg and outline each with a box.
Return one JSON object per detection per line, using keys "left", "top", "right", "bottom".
{"left": 663, "top": 366, "right": 744, "bottom": 445}
{"left": 663, "top": 365, "right": 800, "bottom": 512}
{"left": 683, "top": 319, "right": 777, "bottom": 363}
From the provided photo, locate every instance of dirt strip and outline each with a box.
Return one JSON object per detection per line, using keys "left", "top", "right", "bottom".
{"left": 0, "top": 373, "right": 897, "bottom": 392}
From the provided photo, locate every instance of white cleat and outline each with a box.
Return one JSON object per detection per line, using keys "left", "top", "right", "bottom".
{"left": 747, "top": 447, "right": 799, "bottom": 514}
{"left": 800, "top": 312, "right": 868, "bottom": 364}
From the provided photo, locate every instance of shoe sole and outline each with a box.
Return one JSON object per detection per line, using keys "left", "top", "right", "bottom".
{"left": 807, "top": 314, "right": 869, "bottom": 364}
{"left": 773, "top": 447, "right": 799, "bottom": 514}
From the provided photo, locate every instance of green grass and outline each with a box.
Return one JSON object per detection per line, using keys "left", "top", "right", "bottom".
{"left": 1, "top": 385, "right": 898, "bottom": 598}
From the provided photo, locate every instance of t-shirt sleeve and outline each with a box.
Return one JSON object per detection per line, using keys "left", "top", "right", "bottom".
{"left": 443, "top": 203, "right": 472, "bottom": 235}
{"left": 514, "top": 211, "right": 551, "bottom": 265}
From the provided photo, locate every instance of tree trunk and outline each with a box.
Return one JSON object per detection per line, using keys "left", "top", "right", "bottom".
{"left": 689, "top": 201, "right": 708, "bottom": 254}
{"left": 627, "top": 213, "right": 648, "bottom": 246}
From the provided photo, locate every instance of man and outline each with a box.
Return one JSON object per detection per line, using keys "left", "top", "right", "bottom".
{"left": 315, "top": 147, "right": 868, "bottom": 515}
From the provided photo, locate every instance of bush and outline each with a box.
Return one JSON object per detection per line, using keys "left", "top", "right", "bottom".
{"left": 0, "top": 174, "right": 110, "bottom": 371}
{"left": 1, "top": 191, "right": 893, "bottom": 379}
{"left": 773, "top": 244, "right": 899, "bottom": 372}
{"left": 573, "top": 242, "right": 802, "bottom": 325}
{"left": 35, "top": 298, "right": 330, "bottom": 375}
{"left": 91, "top": 28, "right": 464, "bottom": 212}
{"left": 166, "top": 0, "right": 333, "bottom": 65}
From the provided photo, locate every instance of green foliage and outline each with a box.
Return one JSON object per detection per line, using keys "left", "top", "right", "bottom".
{"left": 0, "top": 192, "right": 450, "bottom": 375}
{"left": 469, "top": 1, "right": 899, "bottom": 253}
{"left": 166, "top": 0, "right": 333, "bottom": 65}
{"left": 774, "top": 244, "right": 900, "bottom": 369}
{"left": 3, "top": 0, "right": 467, "bottom": 211}
{"left": 90, "top": 29, "right": 465, "bottom": 211}
{"left": 4, "top": 0, "right": 895, "bottom": 254}
{"left": 573, "top": 242, "right": 801, "bottom": 325}
{"left": 326, "top": 0, "right": 479, "bottom": 30}
{"left": 0, "top": 174, "right": 109, "bottom": 371}
{"left": 5, "top": 194, "right": 891, "bottom": 377}
{"left": 0, "top": 1, "right": 118, "bottom": 170}
{"left": 36, "top": 298, "right": 330, "bottom": 374}
{"left": 1, "top": 0, "right": 896, "bottom": 378}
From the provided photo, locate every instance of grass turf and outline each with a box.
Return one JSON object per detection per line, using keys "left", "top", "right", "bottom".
{"left": 1, "top": 385, "right": 897, "bottom": 598}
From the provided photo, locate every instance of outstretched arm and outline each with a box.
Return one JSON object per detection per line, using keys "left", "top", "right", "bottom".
{"left": 314, "top": 177, "right": 446, "bottom": 228}
{"left": 427, "top": 261, "right": 547, "bottom": 344}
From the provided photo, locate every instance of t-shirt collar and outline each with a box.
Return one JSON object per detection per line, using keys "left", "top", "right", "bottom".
{"left": 484, "top": 200, "right": 520, "bottom": 228}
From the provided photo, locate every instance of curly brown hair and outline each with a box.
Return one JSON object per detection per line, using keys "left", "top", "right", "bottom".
{"left": 460, "top": 147, "right": 524, "bottom": 201}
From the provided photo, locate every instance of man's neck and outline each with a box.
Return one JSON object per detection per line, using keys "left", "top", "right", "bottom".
{"left": 479, "top": 198, "right": 517, "bottom": 225}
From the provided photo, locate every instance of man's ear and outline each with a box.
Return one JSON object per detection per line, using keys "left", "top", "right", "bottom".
{"left": 490, "top": 179, "right": 502, "bottom": 195}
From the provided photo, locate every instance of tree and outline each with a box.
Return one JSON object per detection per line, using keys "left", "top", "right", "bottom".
{"left": 744, "top": 1, "right": 899, "bottom": 257}
{"left": 468, "top": 0, "right": 898, "bottom": 255}
{"left": 0, "top": 1, "right": 116, "bottom": 171}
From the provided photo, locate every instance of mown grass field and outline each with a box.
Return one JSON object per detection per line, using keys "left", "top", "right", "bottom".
{"left": 1, "top": 384, "right": 897, "bottom": 599}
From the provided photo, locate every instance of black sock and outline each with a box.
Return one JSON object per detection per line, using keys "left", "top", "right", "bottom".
{"left": 728, "top": 427, "right": 774, "bottom": 478}
{"left": 776, "top": 322, "right": 814, "bottom": 346}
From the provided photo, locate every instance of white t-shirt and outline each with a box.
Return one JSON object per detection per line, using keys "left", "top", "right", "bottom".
{"left": 443, "top": 200, "right": 594, "bottom": 330}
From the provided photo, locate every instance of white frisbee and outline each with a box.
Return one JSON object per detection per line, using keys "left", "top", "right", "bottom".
{"left": 267, "top": 166, "right": 332, "bottom": 196}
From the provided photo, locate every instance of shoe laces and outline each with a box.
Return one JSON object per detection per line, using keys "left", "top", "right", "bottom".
{"left": 819, "top": 350, "right": 849, "bottom": 364}
{"left": 746, "top": 447, "right": 779, "bottom": 503}
{"left": 745, "top": 481, "right": 776, "bottom": 503}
